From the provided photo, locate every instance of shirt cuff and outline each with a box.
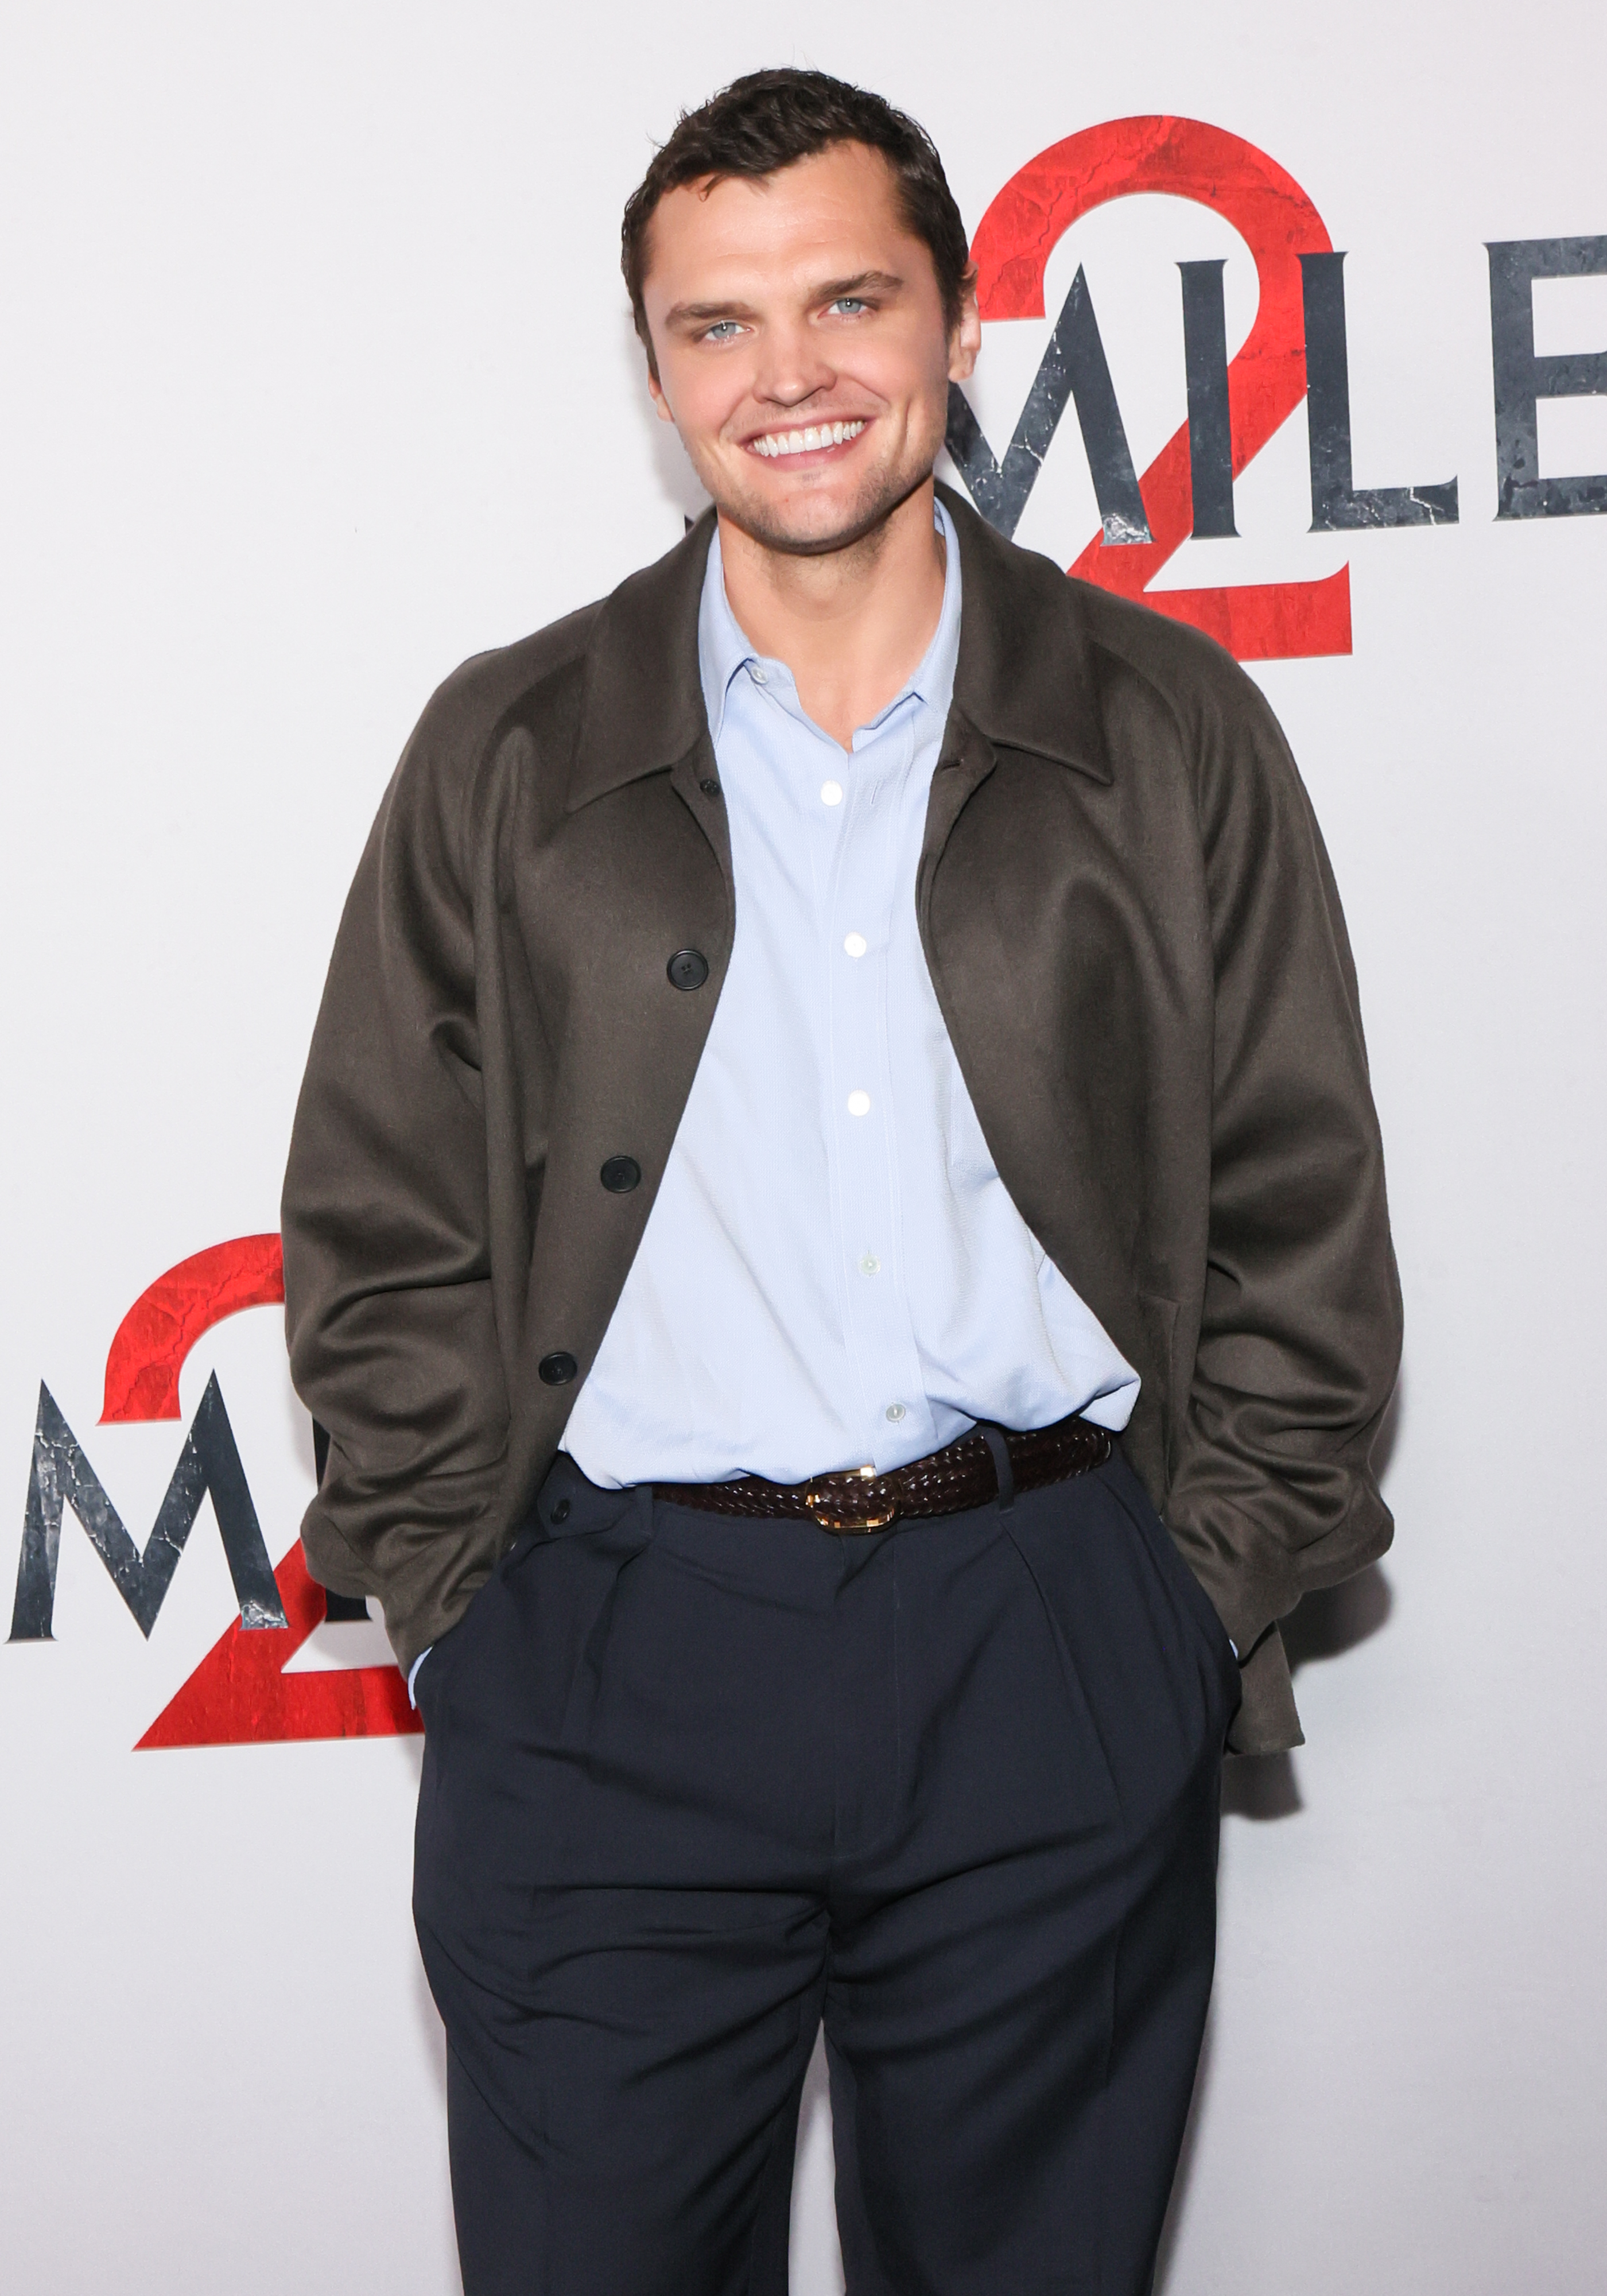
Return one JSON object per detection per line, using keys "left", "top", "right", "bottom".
{"left": 406, "top": 1647, "right": 432, "bottom": 1708}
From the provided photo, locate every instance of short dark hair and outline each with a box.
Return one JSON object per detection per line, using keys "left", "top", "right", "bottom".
{"left": 621, "top": 68, "right": 972, "bottom": 376}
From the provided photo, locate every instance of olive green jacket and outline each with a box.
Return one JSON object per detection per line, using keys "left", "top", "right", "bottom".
{"left": 282, "top": 486, "right": 1401, "bottom": 1755}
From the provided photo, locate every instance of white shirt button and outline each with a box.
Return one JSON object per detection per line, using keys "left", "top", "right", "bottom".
{"left": 751, "top": 666, "right": 768, "bottom": 685}
{"left": 884, "top": 1403, "right": 907, "bottom": 1424}
{"left": 821, "top": 779, "right": 844, "bottom": 806}
{"left": 846, "top": 1089, "right": 871, "bottom": 1117}
{"left": 859, "top": 1253, "right": 880, "bottom": 1276}
{"left": 843, "top": 932, "right": 868, "bottom": 959}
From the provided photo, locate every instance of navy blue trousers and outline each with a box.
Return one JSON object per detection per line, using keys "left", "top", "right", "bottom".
{"left": 413, "top": 1446, "right": 1237, "bottom": 2295}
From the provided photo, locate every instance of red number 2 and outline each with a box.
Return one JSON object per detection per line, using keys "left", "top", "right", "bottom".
{"left": 970, "top": 115, "right": 1351, "bottom": 661}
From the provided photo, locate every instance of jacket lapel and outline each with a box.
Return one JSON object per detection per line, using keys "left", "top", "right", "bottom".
{"left": 565, "top": 509, "right": 732, "bottom": 894}
{"left": 566, "top": 509, "right": 720, "bottom": 813}
{"left": 918, "top": 488, "right": 1151, "bottom": 1391}
{"left": 919, "top": 483, "right": 1113, "bottom": 910}
{"left": 937, "top": 480, "right": 1112, "bottom": 789}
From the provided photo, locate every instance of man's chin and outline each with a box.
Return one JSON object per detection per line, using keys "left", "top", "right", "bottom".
{"left": 714, "top": 467, "right": 933, "bottom": 560}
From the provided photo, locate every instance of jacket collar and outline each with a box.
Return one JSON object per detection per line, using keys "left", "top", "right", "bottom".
{"left": 565, "top": 513, "right": 716, "bottom": 812}
{"left": 565, "top": 480, "right": 1111, "bottom": 813}
{"left": 938, "top": 483, "right": 1112, "bottom": 785}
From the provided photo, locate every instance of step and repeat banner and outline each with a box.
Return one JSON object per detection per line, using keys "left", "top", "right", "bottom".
{"left": 2, "top": 5, "right": 1603, "bottom": 2292}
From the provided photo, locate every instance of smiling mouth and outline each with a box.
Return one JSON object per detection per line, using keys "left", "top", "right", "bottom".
{"left": 746, "top": 419, "right": 867, "bottom": 460}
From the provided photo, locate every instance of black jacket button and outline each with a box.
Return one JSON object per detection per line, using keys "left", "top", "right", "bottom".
{"left": 667, "top": 947, "right": 710, "bottom": 991}
{"left": 600, "top": 1155, "right": 642, "bottom": 1193}
{"left": 538, "top": 1351, "right": 579, "bottom": 1385}
{"left": 699, "top": 777, "right": 721, "bottom": 798}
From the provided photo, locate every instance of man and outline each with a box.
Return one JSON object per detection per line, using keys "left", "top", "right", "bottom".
{"left": 282, "top": 67, "right": 1400, "bottom": 2296}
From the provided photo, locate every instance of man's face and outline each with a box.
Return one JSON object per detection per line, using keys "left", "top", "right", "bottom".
{"left": 640, "top": 142, "right": 979, "bottom": 556}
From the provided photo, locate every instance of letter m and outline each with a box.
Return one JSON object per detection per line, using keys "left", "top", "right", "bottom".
{"left": 9, "top": 1376, "right": 288, "bottom": 1639}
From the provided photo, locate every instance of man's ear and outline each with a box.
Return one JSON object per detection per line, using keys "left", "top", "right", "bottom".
{"left": 948, "top": 266, "right": 982, "bottom": 385}
{"left": 646, "top": 364, "right": 677, "bottom": 426}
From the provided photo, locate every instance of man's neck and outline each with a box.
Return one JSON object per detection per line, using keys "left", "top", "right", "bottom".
{"left": 716, "top": 479, "right": 948, "bottom": 752}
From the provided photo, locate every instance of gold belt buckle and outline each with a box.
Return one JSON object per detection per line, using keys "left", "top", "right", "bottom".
{"left": 805, "top": 1464, "right": 898, "bottom": 1534}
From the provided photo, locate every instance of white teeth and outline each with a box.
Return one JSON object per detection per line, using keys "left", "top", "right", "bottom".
{"left": 750, "top": 418, "right": 865, "bottom": 459}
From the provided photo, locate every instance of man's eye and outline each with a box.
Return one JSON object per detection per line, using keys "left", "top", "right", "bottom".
{"left": 703, "top": 321, "right": 743, "bottom": 343}
{"left": 829, "top": 298, "right": 868, "bottom": 317}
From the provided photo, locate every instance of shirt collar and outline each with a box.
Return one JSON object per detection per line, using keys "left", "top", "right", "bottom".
{"left": 697, "top": 497, "right": 964, "bottom": 748}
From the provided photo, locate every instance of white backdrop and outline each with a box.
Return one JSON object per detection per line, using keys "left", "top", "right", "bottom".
{"left": 3, "top": 5, "right": 1605, "bottom": 2290}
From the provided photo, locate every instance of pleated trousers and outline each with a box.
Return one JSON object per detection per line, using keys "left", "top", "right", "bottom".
{"left": 413, "top": 1444, "right": 1238, "bottom": 2295}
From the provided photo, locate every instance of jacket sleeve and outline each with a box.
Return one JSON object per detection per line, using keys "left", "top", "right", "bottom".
{"left": 281, "top": 694, "right": 510, "bottom": 1670}
{"left": 1166, "top": 664, "right": 1403, "bottom": 1725}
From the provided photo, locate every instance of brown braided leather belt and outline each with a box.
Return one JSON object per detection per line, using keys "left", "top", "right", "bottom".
{"left": 654, "top": 1412, "right": 1113, "bottom": 1534}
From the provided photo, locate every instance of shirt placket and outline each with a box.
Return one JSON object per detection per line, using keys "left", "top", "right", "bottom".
{"left": 827, "top": 701, "right": 939, "bottom": 1469}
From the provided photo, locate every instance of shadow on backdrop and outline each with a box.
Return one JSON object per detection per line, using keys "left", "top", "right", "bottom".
{"left": 1154, "top": 1376, "right": 1404, "bottom": 2287}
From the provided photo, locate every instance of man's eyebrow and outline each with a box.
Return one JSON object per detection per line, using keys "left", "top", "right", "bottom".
{"left": 662, "top": 270, "right": 907, "bottom": 332}
{"left": 814, "top": 270, "right": 905, "bottom": 301}
{"left": 662, "top": 296, "right": 760, "bottom": 332}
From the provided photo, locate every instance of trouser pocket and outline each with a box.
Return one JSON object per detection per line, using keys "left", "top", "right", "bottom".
{"left": 1104, "top": 1450, "right": 1241, "bottom": 1725}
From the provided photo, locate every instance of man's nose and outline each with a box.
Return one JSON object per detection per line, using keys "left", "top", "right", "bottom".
{"left": 751, "top": 321, "right": 836, "bottom": 408}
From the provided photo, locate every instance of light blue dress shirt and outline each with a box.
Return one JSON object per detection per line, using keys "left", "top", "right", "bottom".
{"left": 562, "top": 501, "right": 1138, "bottom": 1492}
